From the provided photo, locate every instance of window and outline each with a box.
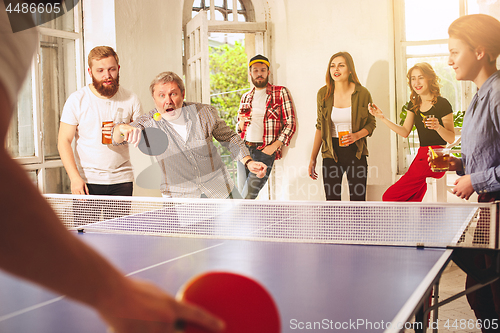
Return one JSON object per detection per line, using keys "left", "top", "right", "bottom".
{"left": 192, "top": 0, "right": 248, "bottom": 22}
{"left": 187, "top": 0, "right": 270, "bottom": 198}
{"left": 395, "top": 0, "right": 480, "bottom": 171}
{"left": 6, "top": 3, "right": 83, "bottom": 193}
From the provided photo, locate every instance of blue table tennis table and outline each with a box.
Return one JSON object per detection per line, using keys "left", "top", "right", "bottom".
{"left": 0, "top": 195, "right": 497, "bottom": 333}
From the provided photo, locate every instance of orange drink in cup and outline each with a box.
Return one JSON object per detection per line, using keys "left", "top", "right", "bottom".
{"left": 429, "top": 147, "right": 450, "bottom": 172}
{"left": 102, "top": 121, "right": 113, "bottom": 144}
{"left": 337, "top": 124, "right": 350, "bottom": 147}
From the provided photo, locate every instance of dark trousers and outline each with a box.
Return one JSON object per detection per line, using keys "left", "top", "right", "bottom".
{"left": 466, "top": 191, "right": 500, "bottom": 333}
{"left": 87, "top": 182, "right": 133, "bottom": 196}
{"left": 322, "top": 139, "right": 367, "bottom": 201}
{"left": 74, "top": 182, "right": 133, "bottom": 226}
{"left": 241, "top": 144, "right": 276, "bottom": 199}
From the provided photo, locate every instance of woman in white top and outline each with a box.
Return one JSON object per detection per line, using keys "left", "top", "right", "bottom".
{"left": 309, "top": 52, "right": 376, "bottom": 201}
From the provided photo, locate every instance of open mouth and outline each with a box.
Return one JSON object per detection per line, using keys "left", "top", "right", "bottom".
{"left": 334, "top": 73, "right": 341, "bottom": 77}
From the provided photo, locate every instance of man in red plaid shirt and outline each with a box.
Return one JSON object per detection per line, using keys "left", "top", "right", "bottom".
{"left": 237, "top": 55, "right": 297, "bottom": 199}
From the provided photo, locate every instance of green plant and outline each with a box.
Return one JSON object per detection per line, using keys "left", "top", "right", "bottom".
{"left": 209, "top": 41, "right": 249, "bottom": 132}
{"left": 209, "top": 41, "right": 249, "bottom": 181}
{"left": 398, "top": 102, "right": 418, "bottom": 155}
{"left": 453, "top": 110, "right": 464, "bottom": 128}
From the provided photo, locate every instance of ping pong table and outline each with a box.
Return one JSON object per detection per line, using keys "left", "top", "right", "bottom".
{"left": 0, "top": 195, "right": 498, "bottom": 333}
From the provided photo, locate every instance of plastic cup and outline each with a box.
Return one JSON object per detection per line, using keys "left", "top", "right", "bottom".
{"left": 337, "top": 124, "right": 350, "bottom": 147}
{"left": 425, "top": 114, "right": 435, "bottom": 129}
{"left": 102, "top": 121, "right": 113, "bottom": 144}
{"left": 429, "top": 147, "right": 450, "bottom": 172}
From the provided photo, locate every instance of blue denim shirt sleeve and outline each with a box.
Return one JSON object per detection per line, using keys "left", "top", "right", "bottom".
{"left": 460, "top": 71, "right": 500, "bottom": 194}
{"left": 470, "top": 166, "right": 500, "bottom": 194}
{"left": 456, "top": 156, "right": 465, "bottom": 176}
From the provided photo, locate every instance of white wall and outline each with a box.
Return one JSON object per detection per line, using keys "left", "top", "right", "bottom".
{"left": 83, "top": 0, "right": 397, "bottom": 200}
{"left": 114, "top": 0, "right": 184, "bottom": 197}
{"left": 82, "top": 0, "right": 116, "bottom": 75}
{"left": 84, "top": 0, "right": 185, "bottom": 197}
{"left": 267, "top": 0, "right": 395, "bottom": 200}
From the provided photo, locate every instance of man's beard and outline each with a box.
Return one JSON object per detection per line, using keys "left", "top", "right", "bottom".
{"left": 251, "top": 75, "right": 268, "bottom": 88}
{"left": 92, "top": 74, "right": 120, "bottom": 98}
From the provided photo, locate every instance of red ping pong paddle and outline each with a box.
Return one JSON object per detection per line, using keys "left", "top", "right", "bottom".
{"left": 176, "top": 272, "right": 280, "bottom": 333}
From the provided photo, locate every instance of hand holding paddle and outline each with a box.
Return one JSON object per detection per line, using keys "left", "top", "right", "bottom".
{"left": 176, "top": 271, "right": 280, "bottom": 333}
{"left": 115, "top": 125, "right": 169, "bottom": 156}
{"left": 102, "top": 278, "right": 224, "bottom": 333}
{"left": 114, "top": 124, "right": 142, "bottom": 147}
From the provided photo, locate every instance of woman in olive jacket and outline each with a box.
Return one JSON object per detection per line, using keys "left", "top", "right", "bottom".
{"left": 309, "top": 52, "right": 376, "bottom": 201}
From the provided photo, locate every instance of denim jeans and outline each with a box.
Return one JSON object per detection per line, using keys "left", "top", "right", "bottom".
{"left": 241, "top": 144, "right": 276, "bottom": 199}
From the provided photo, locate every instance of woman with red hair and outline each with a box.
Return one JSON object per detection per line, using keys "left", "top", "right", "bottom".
{"left": 369, "top": 62, "right": 456, "bottom": 201}
{"left": 447, "top": 14, "right": 500, "bottom": 331}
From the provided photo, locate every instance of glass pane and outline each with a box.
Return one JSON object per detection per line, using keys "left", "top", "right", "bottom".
{"left": 228, "top": 0, "right": 233, "bottom": 10}
{"left": 40, "top": 35, "right": 77, "bottom": 160}
{"left": 406, "top": 56, "right": 464, "bottom": 113}
{"left": 33, "top": 1, "right": 76, "bottom": 33}
{"left": 209, "top": 33, "right": 249, "bottom": 133}
{"left": 6, "top": 70, "right": 34, "bottom": 158}
{"left": 405, "top": 0, "right": 459, "bottom": 41}
{"left": 229, "top": 13, "right": 246, "bottom": 22}
{"left": 193, "top": 0, "right": 202, "bottom": 7}
{"left": 45, "top": 167, "right": 71, "bottom": 194}
{"left": 406, "top": 44, "right": 449, "bottom": 57}
{"left": 237, "top": 0, "right": 243, "bottom": 10}
{"left": 468, "top": 0, "right": 479, "bottom": 14}
{"left": 26, "top": 170, "right": 38, "bottom": 187}
{"left": 215, "top": 0, "right": 224, "bottom": 7}
{"left": 215, "top": 9, "right": 225, "bottom": 21}
{"left": 475, "top": 0, "right": 500, "bottom": 16}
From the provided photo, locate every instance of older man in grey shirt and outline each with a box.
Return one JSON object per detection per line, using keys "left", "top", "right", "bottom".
{"left": 114, "top": 72, "right": 266, "bottom": 198}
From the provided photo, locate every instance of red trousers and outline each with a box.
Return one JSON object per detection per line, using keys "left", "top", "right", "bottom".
{"left": 383, "top": 146, "right": 445, "bottom": 202}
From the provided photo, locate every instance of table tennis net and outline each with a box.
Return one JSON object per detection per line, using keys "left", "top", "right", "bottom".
{"left": 44, "top": 194, "right": 499, "bottom": 249}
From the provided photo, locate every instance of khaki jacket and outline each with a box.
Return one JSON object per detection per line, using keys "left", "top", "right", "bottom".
{"left": 316, "top": 84, "right": 376, "bottom": 161}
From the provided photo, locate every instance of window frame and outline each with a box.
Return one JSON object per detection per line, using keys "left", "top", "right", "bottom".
{"left": 13, "top": 3, "right": 84, "bottom": 193}
{"left": 393, "top": 0, "right": 474, "bottom": 173}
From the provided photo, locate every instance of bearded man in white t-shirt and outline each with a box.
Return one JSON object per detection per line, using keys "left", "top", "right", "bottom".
{"left": 237, "top": 55, "right": 297, "bottom": 199}
{"left": 58, "top": 46, "right": 142, "bottom": 197}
